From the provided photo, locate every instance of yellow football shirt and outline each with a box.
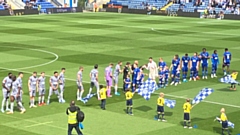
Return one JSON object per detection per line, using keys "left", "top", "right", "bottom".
{"left": 183, "top": 102, "right": 191, "bottom": 113}
{"left": 125, "top": 91, "right": 133, "bottom": 100}
{"left": 157, "top": 97, "right": 165, "bottom": 106}
{"left": 231, "top": 72, "right": 238, "bottom": 80}
{"left": 220, "top": 113, "right": 228, "bottom": 121}
{"left": 100, "top": 88, "right": 107, "bottom": 99}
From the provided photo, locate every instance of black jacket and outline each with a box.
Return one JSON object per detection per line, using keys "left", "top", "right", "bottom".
{"left": 66, "top": 105, "right": 80, "bottom": 115}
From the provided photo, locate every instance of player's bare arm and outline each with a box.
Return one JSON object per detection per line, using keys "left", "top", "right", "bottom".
{"left": 36, "top": 79, "right": 39, "bottom": 92}
{"left": 96, "top": 73, "right": 98, "bottom": 82}
{"left": 28, "top": 78, "right": 31, "bottom": 92}
{"left": 50, "top": 79, "right": 54, "bottom": 90}
{"left": 2, "top": 81, "right": 9, "bottom": 91}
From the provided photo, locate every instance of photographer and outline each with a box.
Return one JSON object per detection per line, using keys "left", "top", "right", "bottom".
{"left": 66, "top": 100, "right": 84, "bottom": 135}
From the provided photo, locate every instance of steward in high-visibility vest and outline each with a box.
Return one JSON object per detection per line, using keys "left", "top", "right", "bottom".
{"left": 66, "top": 100, "right": 83, "bottom": 135}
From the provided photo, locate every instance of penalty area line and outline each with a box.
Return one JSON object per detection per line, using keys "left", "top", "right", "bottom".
{"left": 25, "top": 121, "right": 53, "bottom": 128}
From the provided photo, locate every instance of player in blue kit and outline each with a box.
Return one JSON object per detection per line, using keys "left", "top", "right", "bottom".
{"left": 200, "top": 48, "right": 210, "bottom": 79}
{"left": 181, "top": 54, "right": 190, "bottom": 83}
{"left": 164, "top": 66, "right": 170, "bottom": 86}
{"left": 158, "top": 68, "right": 165, "bottom": 88}
{"left": 174, "top": 67, "right": 181, "bottom": 86}
{"left": 170, "top": 55, "right": 180, "bottom": 85}
{"left": 158, "top": 58, "right": 166, "bottom": 70}
{"left": 211, "top": 50, "right": 219, "bottom": 78}
{"left": 189, "top": 53, "right": 199, "bottom": 81}
{"left": 222, "top": 48, "right": 232, "bottom": 75}
{"left": 132, "top": 63, "right": 140, "bottom": 92}
{"left": 196, "top": 54, "right": 201, "bottom": 80}
{"left": 136, "top": 67, "right": 145, "bottom": 86}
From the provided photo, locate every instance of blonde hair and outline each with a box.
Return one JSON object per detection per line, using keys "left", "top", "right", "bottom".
{"left": 160, "top": 92, "right": 164, "bottom": 97}
{"left": 220, "top": 108, "right": 225, "bottom": 113}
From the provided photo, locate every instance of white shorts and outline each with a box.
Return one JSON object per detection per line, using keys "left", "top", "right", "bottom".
{"left": 29, "top": 90, "right": 36, "bottom": 97}
{"left": 59, "top": 84, "right": 65, "bottom": 93}
{"left": 113, "top": 76, "right": 119, "bottom": 85}
{"left": 2, "top": 88, "right": 10, "bottom": 99}
{"left": 39, "top": 89, "right": 45, "bottom": 96}
{"left": 149, "top": 72, "right": 156, "bottom": 80}
{"left": 10, "top": 92, "right": 18, "bottom": 100}
{"left": 49, "top": 87, "right": 59, "bottom": 96}
{"left": 77, "top": 82, "right": 84, "bottom": 90}
{"left": 90, "top": 81, "right": 99, "bottom": 89}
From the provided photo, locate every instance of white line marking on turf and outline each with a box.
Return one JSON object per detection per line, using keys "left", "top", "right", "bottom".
{"left": 25, "top": 121, "right": 53, "bottom": 128}
{"left": 0, "top": 46, "right": 58, "bottom": 70}
{"left": 153, "top": 92, "right": 240, "bottom": 108}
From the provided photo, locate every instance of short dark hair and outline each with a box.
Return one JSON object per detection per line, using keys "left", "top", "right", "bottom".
{"left": 118, "top": 61, "right": 122, "bottom": 64}
{"left": 202, "top": 48, "right": 206, "bottom": 51}
{"left": 126, "top": 88, "right": 130, "bottom": 91}
{"left": 54, "top": 71, "right": 58, "bottom": 74}
{"left": 70, "top": 100, "right": 75, "bottom": 106}
{"left": 214, "top": 50, "right": 217, "bottom": 53}
{"left": 62, "top": 68, "right": 66, "bottom": 70}
{"left": 41, "top": 72, "right": 45, "bottom": 74}
{"left": 8, "top": 72, "right": 12, "bottom": 76}
{"left": 225, "top": 48, "right": 228, "bottom": 51}
{"left": 109, "top": 63, "right": 113, "bottom": 66}
{"left": 94, "top": 64, "right": 98, "bottom": 69}
{"left": 79, "top": 66, "right": 83, "bottom": 69}
{"left": 18, "top": 72, "right": 23, "bottom": 75}
{"left": 185, "top": 53, "right": 188, "bottom": 57}
{"left": 33, "top": 71, "right": 37, "bottom": 74}
{"left": 126, "top": 62, "right": 130, "bottom": 65}
{"left": 100, "top": 85, "right": 104, "bottom": 89}
{"left": 149, "top": 57, "right": 152, "bottom": 59}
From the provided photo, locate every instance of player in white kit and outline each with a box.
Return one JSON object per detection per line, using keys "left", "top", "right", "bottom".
{"left": 77, "top": 67, "right": 84, "bottom": 101}
{"left": 47, "top": 71, "right": 60, "bottom": 105}
{"left": 59, "top": 68, "right": 66, "bottom": 103}
{"left": 1, "top": 73, "right": 12, "bottom": 113}
{"left": 28, "top": 72, "right": 38, "bottom": 108}
{"left": 37, "top": 72, "right": 46, "bottom": 106}
{"left": 89, "top": 64, "right": 100, "bottom": 100}
{"left": 7, "top": 75, "right": 26, "bottom": 114}
{"left": 16, "top": 72, "right": 25, "bottom": 112}
{"left": 146, "top": 57, "right": 158, "bottom": 81}
{"left": 113, "top": 61, "right": 122, "bottom": 96}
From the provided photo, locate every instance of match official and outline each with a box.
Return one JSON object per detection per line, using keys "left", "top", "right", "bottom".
{"left": 123, "top": 62, "right": 130, "bottom": 91}
{"left": 66, "top": 100, "right": 83, "bottom": 135}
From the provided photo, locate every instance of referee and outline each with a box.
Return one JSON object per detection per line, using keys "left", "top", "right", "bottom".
{"left": 123, "top": 62, "right": 130, "bottom": 91}
{"left": 66, "top": 100, "right": 83, "bottom": 135}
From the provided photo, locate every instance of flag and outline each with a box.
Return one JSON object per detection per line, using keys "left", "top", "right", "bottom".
{"left": 215, "top": 117, "right": 234, "bottom": 128}
{"left": 81, "top": 93, "right": 96, "bottom": 104}
{"left": 192, "top": 88, "right": 214, "bottom": 104}
{"left": 165, "top": 99, "right": 176, "bottom": 108}
{"left": 219, "top": 75, "right": 239, "bottom": 84}
{"left": 79, "top": 122, "right": 84, "bottom": 129}
{"left": 136, "top": 79, "right": 157, "bottom": 100}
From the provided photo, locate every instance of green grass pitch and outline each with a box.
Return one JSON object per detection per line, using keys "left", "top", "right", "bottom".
{"left": 0, "top": 12, "right": 240, "bottom": 135}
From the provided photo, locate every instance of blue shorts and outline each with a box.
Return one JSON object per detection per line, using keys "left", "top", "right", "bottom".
{"left": 182, "top": 67, "right": 188, "bottom": 72}
{"left": 126, "top": 99, "right": 133, "bottom": 106}
{"left": 136, "top": 80, "right": 143, "bottom": 85}
{"left": 132, "top": 79, "right": 137, "bottom": 85}
{"left": 223, "top": 62, "right": 230, "bottom": 67}
{"left": 184, "top": 113, "right": 190, "bottom": 121}
{"left": 212, "top": 64, "right": 217, "bottom": 70}
{"left": 157, "top": 105, "right": 164, "bottom": 112}
{"left": 191, "top": 67, "right": 197, "bottom": 72}
{"left": 202, "top": 63, "right": 208, "bottom": 68}
{"left": 171, "top": 70, "right": 177, "bottom": 76}
{"left": 222, "top": 121, "right": 228, "bottom": 128}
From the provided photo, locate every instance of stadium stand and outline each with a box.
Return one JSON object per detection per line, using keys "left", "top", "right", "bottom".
{"left": 23, "top": 0, "right": 55, "bottom": 12}
{"left": 108, "top": 0, "right": 240, "bottom": 14}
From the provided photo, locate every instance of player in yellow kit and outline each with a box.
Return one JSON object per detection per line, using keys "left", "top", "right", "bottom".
{"left": 157, "top": 92, "right": 166, "bottom": 122}
{"left": 183, "top": 99, "right": 192, "bottom": 129}
{"left": 230, "top": 71, "right": 238, "bottom": 90}
{"left": 125, "top": 89, "right": 134, "bottom": 115}
{"left": 220, "top": 108, "right": 231, "bottom": 135}
{"left": 99, "top": 85, "right": 107, "bottom": 110}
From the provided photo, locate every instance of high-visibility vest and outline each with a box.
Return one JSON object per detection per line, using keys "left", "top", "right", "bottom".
{"left": 68, "top": 109, "right": 77, "bottom": 124}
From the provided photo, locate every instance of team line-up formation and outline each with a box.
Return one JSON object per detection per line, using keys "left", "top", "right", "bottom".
{"left": 1, "top": 48, "right": 234, "bottom": 113}
{"left": 0, "top": 48, "right": 235, "bottom": 134}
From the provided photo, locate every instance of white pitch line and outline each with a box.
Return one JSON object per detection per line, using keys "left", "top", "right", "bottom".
{"left": 0, "top": 46, "right": 59, "bottom": 70}
{"left": 153, "top": 92, "right": 240, "bottom": 108}
{"left": 25, "top": 121, "right": 53, "bottom": 128}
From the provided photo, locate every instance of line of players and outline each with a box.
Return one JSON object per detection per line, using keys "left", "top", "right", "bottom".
{"left": 1, "top": 69, "right": 66, "bottom": 114}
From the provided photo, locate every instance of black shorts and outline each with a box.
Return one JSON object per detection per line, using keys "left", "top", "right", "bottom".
{"left": 157, "top": 105, "right": 164, "bottom": 113}
{"left": 126, "top": 99, "right": 133, "bottom": 106}
{"left": 222, "top": 121, "right": 228, "bottom": 128}
{"left": 184, "top": 113, "right": 190, "bottom": 121}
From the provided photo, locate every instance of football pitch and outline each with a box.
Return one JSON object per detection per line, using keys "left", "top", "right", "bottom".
{"left": 0, "top": 13, "right": 240, "bottom": 135}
